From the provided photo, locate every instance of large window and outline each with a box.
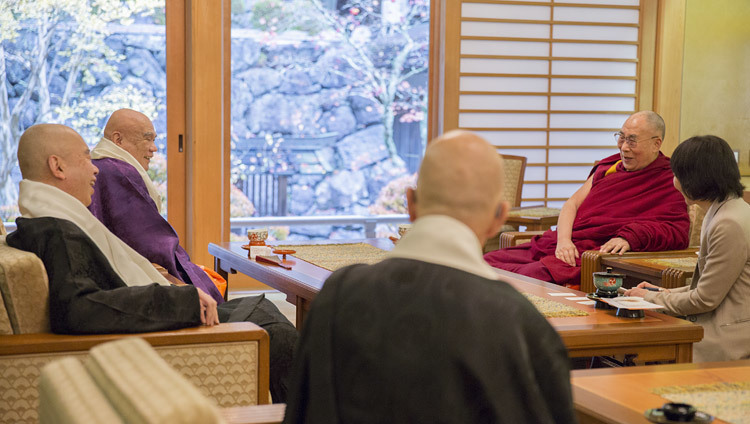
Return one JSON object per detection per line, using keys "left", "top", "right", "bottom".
{"left": 0, "top": 1, "right": 168, "bottom": 223}
{"left": 229, "top": 0, "right": 429, "bottom": 240}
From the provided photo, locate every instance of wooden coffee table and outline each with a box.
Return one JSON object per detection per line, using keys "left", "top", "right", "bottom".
{"left": 572, "top": 360, "right": 750, "bottom": 424}
{"left": 209, "top": 241, "right": 702, "bottom": 363}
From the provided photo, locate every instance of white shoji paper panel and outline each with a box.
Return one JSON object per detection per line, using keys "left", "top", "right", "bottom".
{"left": 523, "top": 183, "right": 547, "bottom": 199}
{"left": 551, "top": 96, "right": 635, "bottom": 111}
{"left": 462, "top": 40, "right": 550, "bottom": 57}
{"left": 548, "top": 166, "right": 595, "bottom": 181}
{"left": 546, "top": 200, "right": 566, "bottom": 208}
{"left": 550, "top": 113, "right": 630, "bottom": 129}
{"left": 459, "top": 113, "right": 547, "bottom": 128}
{"left": 461, "top": 58, "right": 549, "bottom": 75}
{"left": 462, "top": 3, "right": 551, "bottom": 20}
{"left": 553, "top": 6, "right": 639, "bottom": 24}
{"left": 549, "top": 131, "right": 619, "bottom": 146}
{"left": 480, "top": 131, "right": 548, "bottom": 146}
{"left": 525, "top": 166, "right": 547, "bottom": 180}
{"left": 497, "top": 149, "right": 547, "bottom": 163}
{"left": 461, "top": 22, "right": 550, "bottom": 38}
{"left": 552, "top": 43, "right": 637, "bottom": 59}
{"left": 460, "top": 95, "right": 548, "bottom": 111}
{"left": 551, "top": 78, "right": 636, "bottom": 94}
{"left": 548, "top": 148, "right": 619, "bottom": 163}
{"left": 547, "top": 183, "right": 583, "bottom": 199}
{"left": 460, "top": 76, "right": 548, "bottom": 92}
{"left": 563, "top": 0, "right": 639, "bottom": 5}
{"left": 552, "top": 61, "right": 636, "bottom": 77}
{"left": 553, "top": 25, "right": 638, "bottom": 42}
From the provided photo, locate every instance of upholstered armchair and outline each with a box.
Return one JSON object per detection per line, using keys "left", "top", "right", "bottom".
{"left": 0, "top": 236, "right": 271, "bottom": 424}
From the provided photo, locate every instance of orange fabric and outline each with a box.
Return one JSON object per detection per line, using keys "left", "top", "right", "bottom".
{"left": 198, "top": 265, "right": 227, "bottom": 298}
{"left": 604, "top": 160, "right": 621, "bottom": 177}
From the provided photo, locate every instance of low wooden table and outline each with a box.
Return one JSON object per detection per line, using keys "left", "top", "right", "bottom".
{"left": 494, "top": 269, "right": 702, "bottom": 364}
{"left": 572, "top": 360, "right": 750, "bottom": 424}
{"left": 209, "top": 241, "right": 702, "bottom": 363}
{"left": 599, "top": 250, "right": 698, "bottom": 289}
{"left": 209, "top": 239, "right": 391, "bottom": 328}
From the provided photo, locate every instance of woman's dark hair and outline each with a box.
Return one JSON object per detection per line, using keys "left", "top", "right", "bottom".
{"left": 670, "top": 135, "right": 745, "bottom": 202}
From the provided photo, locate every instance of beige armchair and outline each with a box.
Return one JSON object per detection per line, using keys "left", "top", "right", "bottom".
{"left": 483, "top": 154, "right": 526, "bottom": 253}
{"left": 0, "top": 236, "right": 271, "bottom": 424}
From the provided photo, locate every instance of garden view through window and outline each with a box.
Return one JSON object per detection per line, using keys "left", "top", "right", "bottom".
{"left": 229, "top": 0, "right": 429, "bottom": 241}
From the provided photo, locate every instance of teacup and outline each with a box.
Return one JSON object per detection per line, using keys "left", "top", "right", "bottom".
{"left": 247, "top": 228, "right": 269, "bottom": 246}
{"left": 398, "top": 224, "right": 411, "bottom": 238}
{"left": 592, "top": 268, "right": 625, "bottom": 293}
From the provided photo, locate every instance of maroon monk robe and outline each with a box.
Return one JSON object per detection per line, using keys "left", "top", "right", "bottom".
{"left": 484, "top": 152, "right": 690, "bottom": 286}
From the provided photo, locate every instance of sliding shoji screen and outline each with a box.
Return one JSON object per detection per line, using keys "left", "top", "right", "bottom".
{"left": 443, "top": 0, "right": 642, "bottom": 207}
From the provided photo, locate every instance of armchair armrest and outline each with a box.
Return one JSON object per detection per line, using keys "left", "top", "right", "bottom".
{"left": 0, "top": 323, "right": 270, "bottom": 423}
{"left": 580, "top": 248, "right": 699, "bottom": 293}
{"left": 499, "top": 231, "right": 544, "bottom": 249}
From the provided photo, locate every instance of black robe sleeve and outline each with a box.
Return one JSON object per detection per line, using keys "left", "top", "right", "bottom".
{"left": 7, "top": 217, "right": 202, "bottom": 334}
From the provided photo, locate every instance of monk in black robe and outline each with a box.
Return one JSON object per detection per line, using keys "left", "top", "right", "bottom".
{"left": 7, "top": 124, "right": 296, "bottom": 402}
{"left": 283, "top": 131, "right": 577, "bottom": 424}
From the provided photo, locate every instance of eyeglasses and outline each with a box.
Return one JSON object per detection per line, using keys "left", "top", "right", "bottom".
{"left": 614, "top": 132, "right": 659, "bottom": 148}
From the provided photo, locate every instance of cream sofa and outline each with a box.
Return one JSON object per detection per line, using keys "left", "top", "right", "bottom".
{"left": 0, "top": 235, "right": 270, "bottom": 423}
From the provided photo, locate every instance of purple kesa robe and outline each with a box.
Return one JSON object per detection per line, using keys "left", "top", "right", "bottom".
{"left": 89, "top": 158, "right": 225, "bottom": 303}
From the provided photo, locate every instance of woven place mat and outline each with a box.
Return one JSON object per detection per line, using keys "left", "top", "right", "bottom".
{"left": 274, "top": 243, "right": 388, "bottom": 272}
{"left": 523, "top": 293, "right": 589, "bottom": 318}
{"left": 640, "top": 257, "right": 697, "bottom": 270}
{"left": 507, "top": 207, "right": 561, "bottom": 217}
{"left": 652, "top": 381, "right": 750, "bottom": 424}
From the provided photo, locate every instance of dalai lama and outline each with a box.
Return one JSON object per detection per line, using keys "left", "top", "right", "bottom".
{"left": 484, "top": 111, "right": 690, "bottom": 287}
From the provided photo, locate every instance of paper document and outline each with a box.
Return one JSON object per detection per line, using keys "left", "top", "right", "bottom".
{"left": 600, "top": 296, "right": 664, "bottom": 310}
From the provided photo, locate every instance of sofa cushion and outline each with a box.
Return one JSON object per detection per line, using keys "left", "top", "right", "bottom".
{"left": 85, "top": 337, "right": 224, "bottom": 423}
{"left": 0, "top": 236, "right": 49, "bottom": 334}
{"left": 38, "top": 357, "right": 123, "bottom": 424}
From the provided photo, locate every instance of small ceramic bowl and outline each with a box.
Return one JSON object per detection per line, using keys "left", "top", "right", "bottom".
{"left": 247, "top": 228, "right": 268, "bottom": 245}
{"left": 662, "top": 402, "right": 696, "bottom": 421}
{"left": 592, "top": 269, "right": 625, "bottom": 293}
{"left": 398, "top": 224, "right": 411, "bottom": 238}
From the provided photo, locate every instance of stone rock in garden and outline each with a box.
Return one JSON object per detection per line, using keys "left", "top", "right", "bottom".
{"left": 5, "top": 58, "right": 29, "bottom": 85}
{"left": 238, "top": 68, "right": 281, "bottom": 96}
{"left": 265, "top": 41, "right": 323, "bottom": 68}
{"left": 232, "top": 38, "right": 261, "bottom": 71}
{"left": 125, "top": 35, "right": 165, "bottom": 54}
{"left": 329, "top": 227, "right": 364, "bottom": 240}
{"left": 125, "top": 48, "right": 166, "bottom": 94}
{"left": 314, "top": 169, "right": 367, "bottom": 210}
{"left": 232, "top": 79, "right": 254, "bottom": 118}
{"left": 312, "top": 48, "right": 357, "bottom": 89}
{"left": 20, "top": 104, "right": 37, "bottom": 129}
{"left": 318, "top": 106, "right": 356, "bottom": 136}
{"left": 348, "top": 94, "right": 382, "bottom": 127}
{"left": 247, "top": 93, "right": 322, "bottom": 136}
{"left": 105, "top": 36, "right": 125, "bottom": 54}
{"left": 288, "top": 183, "right": 317, "bottom": 216}
{"left": 336, "top": 125, "right": 389, "bottom": 169}
{"left": 278, "top": 69, "right": 321, "bottom": 95}
{"left": 291, "top": 224, "right": 334, "bottom": 239}
{"left": 362, "top": 158, "right": 410, "bottom": 204}
{"left": 316, "top": 88, "right": 349, "bottom": 111}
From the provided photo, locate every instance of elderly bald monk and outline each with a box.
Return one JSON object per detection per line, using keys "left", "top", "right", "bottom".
{"left": 6, "top": 124, "right": 296, "bottom": 403}
{"left": 283, "top": 130, "right": 577, "bottom": 424}
{"left": 88, "top": 108, "right": 224, "bottom": 302}
{"left": 484, "top": 111, "right": 690, "bottom": 287}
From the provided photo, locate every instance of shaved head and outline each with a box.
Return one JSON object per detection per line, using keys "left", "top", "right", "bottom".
{"left": 103, "top": 109, "right": 158, "bottom": 171}
{"left": 18, "top": 123, "right": 99, "bottom": 205}
{"left": 408, "top": 130, "right": 508, "bottom": 243}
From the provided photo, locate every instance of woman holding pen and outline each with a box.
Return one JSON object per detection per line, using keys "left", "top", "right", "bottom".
{"left": 625, "top": 135, "right": 750, "bottom": 362}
